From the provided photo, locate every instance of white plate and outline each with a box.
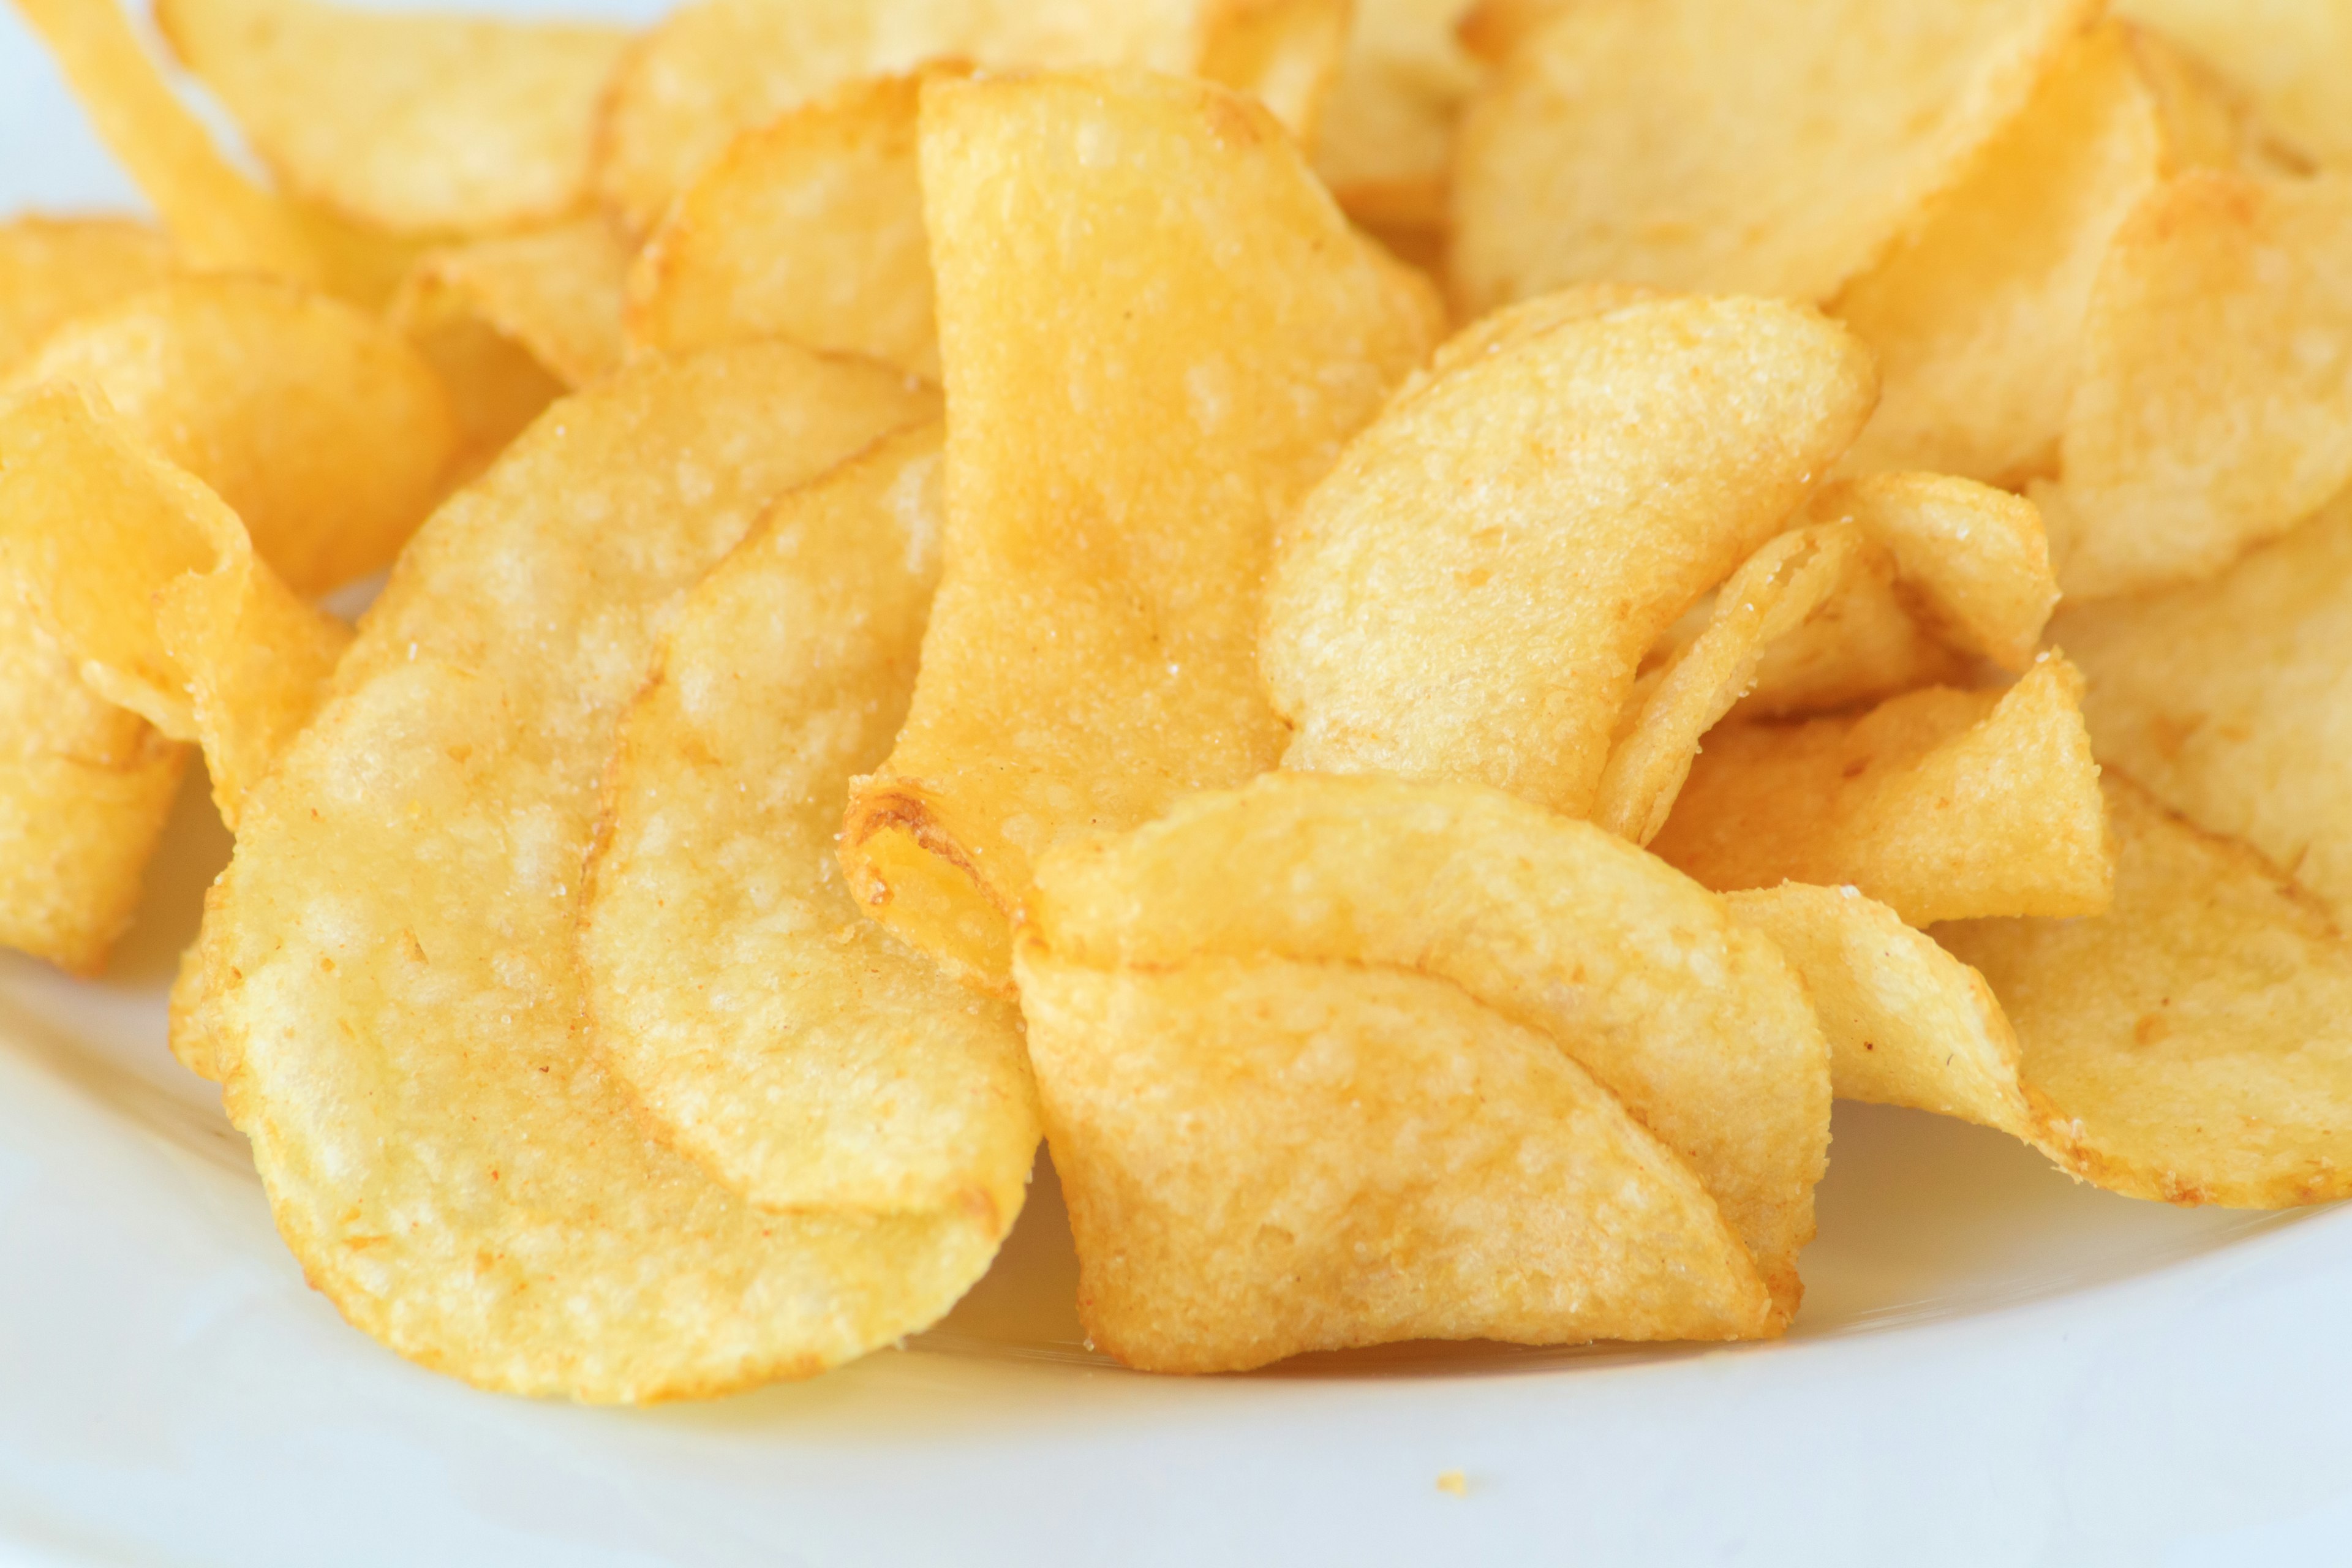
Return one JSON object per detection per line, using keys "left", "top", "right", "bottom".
{"left": 6, "top": 14, "right": 2352, "bottom": 1561}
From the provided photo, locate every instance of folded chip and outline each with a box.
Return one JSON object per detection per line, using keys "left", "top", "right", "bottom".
{"left": 838, "top": 71, "right": 1438, "bottom": 992}
{"left": 1651, "top": 655, "right": 2111, "bottom": 925}
{"left": 582, "top": 421, "right": 1039, "bottom": 1218}
{"left": 625, "top": 70, "right": 943, "bottom": 379}
{"left": 1449, "top": 0, "right": 2095, "bottom": 312}
{"left": 1023, "top": 772, "right": 1830, "bottom": 1326}
{"left": 2035, "top": 170, "right": 2352, "bottom": 599}
{"left": 1833, "top": 23, "right": 2164, "bottom": 484}
{"left": 155, "top": 0, "right": 630, "bottom": 236}
{"left": 1264, "top": 292, "right": 1875, "bottom": 820}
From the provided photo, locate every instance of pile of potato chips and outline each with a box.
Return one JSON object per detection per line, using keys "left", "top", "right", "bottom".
{"left": 2, "top": 0, "right": 2348, "bottom": 1397}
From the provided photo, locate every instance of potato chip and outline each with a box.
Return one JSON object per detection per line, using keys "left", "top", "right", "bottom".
{"left": 0, "top": 385, "right": 347, "bottom": 824}
{"left": 1025, "top": 772, "right": 1830, "bottom": 1321}
{"left": 2114, "top": 0, "right": 2352, "bottom": 170}
{"left": 1194, "top": 0, "right": 1350, "bottom": 149}
{"left": 1833, "top": 24, "right": 2163, "bottom": 484}
{"left": 1449, "top": 0, "right": 2096, "bottom": 313}
{"left": 1307, "top": 0, "right": 1479, "bottom": 232}
{"left": 1651, "top": 655, "right": 2111, "bottom": 925}
{"left": 1264, "top": 293, "right": 1875, "bottom": 820}
{"left": 0, "top": 588, "right": 185, "bottom": 974}
{"left": 1941, "top": 775, "right": 2352, "bottom": 1207}
{"left": 582, "top": 421, "right": 1040, "bottom": 1216}
{"left": 2056, "top": 488, "right": 2352, "bottom": 919}
{"left": 838, "top": 72, "right": 1438, "bottom": 992}
{"left": 1728, "top": 561, "right": 1970, "bottom": 723}
{"left": 1014, "top": 953, "right": 1774, "bottom": 1372}
{"left": 155, "top": 0, "right": 630, "bottom": 235}
{"left": 2121, "top": 21, "right": 2287, "bottom": 177}
{"left": 624, "top": 70, "right": 942, "bottom": 379}
{"left": 11, "top": 274, "right": 457, "bottom": 594}
{"left": 1595, "top": 524, "right": 1867, "bottom": 845}
{"left": 2037, "top": 170, "right": 2352, "bottom": 599}
{"left": 184, "top": 344, "right": 989, "bottom": 1401}
{"left": 0, "top": 216, "right": 175, "bottom": 372}
{"left": 594, "top": 0, "right": 1210, "bottom": 236}
{"left": 1805, "top": 472, "right": 2058, "bottom": 671}
{"left": 10, "top": 0, "right": 321, "bottom": 282}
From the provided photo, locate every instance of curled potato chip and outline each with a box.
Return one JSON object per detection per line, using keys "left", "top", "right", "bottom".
{"left": 10, "top": 0, "right": 320, "bottom": 282}
{"left": 2037, "top": 170, "right": 2352, "bottom": 599}
{"left": 2115, "top": 0, "right": 2352, "bottom": 169}
{"left": 156, "top": 0, "right": 630, "bottom": 235}
{"left": 0, "top": 216, "right": 175, "bottom": 372}
{"left": 625, "top": 70, "right": 941, "bottom": 378}
{"left": 1805, "top": 472, "right": 2058, "bottom": 672}
{"left": 1652, "top": 655, "right": 2111, "bottom": 925}
{"left": 1449, "top": 0, "right": 2096, "bottom": 312}
{"left": 1025, "top": 772, "right": 1830, "bottom": 1320}
{"left": 11, "top": 274, "right": 456, "bottom": 594}
{"left": 593, "top": 0, "right": 1208, "bottom": 235}
{"left": 2056, "top": 488, "right": 2352, "bottom": 919}
{"left": 1308, "top": 0, "right": 1479, "bottom": 230}
{"left": 1940, "top": 775, "right": 2352, "bottom": 1207}
{"left": 0, "top": 385, "right": 347, "bottom": 825}
{"left": 839, "top": 72, "right": 1438, "bottom": 992}
{"left": 1833, "top": 24, "right": 2163, "bottom": 484}
{"left": 582, "top": 422, "right": 1040, "bottom": 1216}
{"left": 1014, "top": 954, "right": 1774, "bottom": 1372}
{"left": 185, "top": 344, "right": 985, "bottom": 1401}
{"left": 1264, "top": 293, "right": 1875, "bottom": 819}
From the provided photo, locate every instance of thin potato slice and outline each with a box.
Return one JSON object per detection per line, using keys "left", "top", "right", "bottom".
{"left": 2056, "top": 488, "right": 2352, "bottom": 920}
{"left": 1805, "top": 472, "right": 2057, "bottom": 672}
{"left": 1449, "top": 0, "right": 2096, "bottom": 312}
{"left": 0, "top": 385, "right": 347, "bottom": 824}
{"left": 583, "top": 423, "right": 1039, "bottom": 1216}
{"left": 0, "top": 216, "right": 174, "bottom": 372}
{"left": 1833, "top": 24, "right": 2163, "bottom": 484}
{"left": 2114, "top": 0, "right": 2352, "bottom": 169}
{"left": 625, "top": 70, "right": 941, "bottom": 378}
{"left": 2038, "top": 170, "right": 2352, "bottom": 599}
{"left": 1652, "top": 656, "right": 2111, "bottom": 926}
{"left": 839, "top": 72, "right": 1438, "bottom": 992}
{"left": 12, "top": 274, "right": 456, "bottom": 594}
{"left": 186, "top": 344, "right": 982, "bottom": 1401}
{"left": 1026, "top": 772, "right": 1830, "bottom": 1321}
{"left": 1014, "top": 954, "right": 1774, "bottom": 1373}
{"left": 1941, "top": 776, "right": 2352, "bottom": 1207}
{"left": 1311, "top": 0, "right": 1479, "bottom": 231}
{"left": 156, "top": 0, "right": 630, "bottom": 235}
{"left": 9, "top": 0, "right": 320, "bottom": 282}
{"left": 592, "top": 0, "right": 1207, "bottom": 236}
{"left": 1264, "top": 294, "right": 1875, "bottom": 818}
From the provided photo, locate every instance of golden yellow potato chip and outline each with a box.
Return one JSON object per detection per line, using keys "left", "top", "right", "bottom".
{"left": 154, "top": 0, "right": 629, "bottom": 236}
{"left": 1014, "top": 954, "right": 1774, "bottom": 1373}
{"left": 2115, "top": 0, "right": 2352, "bottom": 170}
{"left": 582, "top": 422, "right": 1040, "bottom": 1216}
{"left": 1264, "top": 293, "right": 1875, "bottom": 819}
{"left": 2037, "top": 170, "right": 2352, "bottom": 599}
{"left": 11, "top": 274, "right": 456, "bottom": 594}
{"left": 184, "top": 344, "right": 987, "bottom": 1401}
{"left": 10, "top": 0, "right": 321, "bottom": 282}
{"left": 1804, "top": 471, "right": 2058, "bottom": 672}
{"left": 2056, "top": 488, "right": 2352, "bottom": 919}
{"left": 1194, "top": 0, "right": 1350, "bottom": 149}
{"left": 624, "top": 70, "right": 942, "bottom": 378}
{"left": 393, "top": 217, "right": 629, "bottom": 391}
{"left": 0, "top": 385, "right": 348, "bottom": 824}
{"left": 1833, "top": 24, "right": 2163, "bottom": 484}
{"left": 1653, "top": 656, "right": 2111, "bottom": 925}
{"left": 1596, "top": 524, "right": 1868, "bottom": 845}
{"left": 1449, "top": 0, "right": 2096, "bottom": 313}
{"left": 1026, "top": 772, "right": 1830, "bottom": 1321}
{"left": 1941, "top": 775, "right": 2352, "bottom": 1207}
{"left": 1309, "top": 0, "right": 1477, "bottom": 231}
{"left": 839, "top": 72, "right": 1438, "bottom": 992}
{"left": 0, "top": 588, "right": 185, "bottom": 975}
{"left": 592, "top": 0, "right": 1212, "bottom": 236}
{"left": 1727, "top": 561, "right": 1970, "bottom": 723}
{"left": 0, "top": 216, "right": 175, "bottom": 372}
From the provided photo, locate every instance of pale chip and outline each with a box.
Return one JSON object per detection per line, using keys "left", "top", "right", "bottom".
{"left": 1308, "top": 0, "right": 1481, "bottom": 232}
{"left": 2114, "top": 0, "right": 2352, "bottom": 169}
{"left": 1803, "top": 471, "right": 2057, "bottom": 671}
